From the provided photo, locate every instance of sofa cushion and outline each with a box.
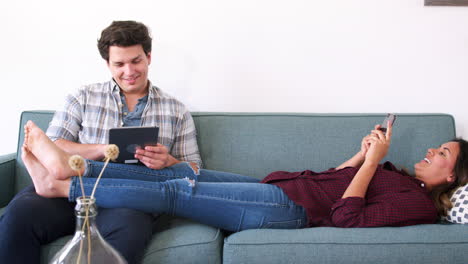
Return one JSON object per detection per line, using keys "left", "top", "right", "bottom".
{"left": 223, "top": 224, "right": 468, "bottom": 264}
{"left": 141, "top": 216, "right": 223, "bottom": 264}
{"left": 444, "top": 184, "right": 468, "bottom": 224}
{"left": 41, "top": 216, "right": 223, "bottom": 264}
{"left": 192, "top": 113, "right": 455, "bottom": 180}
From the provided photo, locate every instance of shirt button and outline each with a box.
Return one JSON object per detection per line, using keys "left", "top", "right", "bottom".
{"left": 421, "top": 183, "right": 425, "bottom": 188}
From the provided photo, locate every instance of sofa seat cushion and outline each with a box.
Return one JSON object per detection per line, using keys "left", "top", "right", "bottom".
{"left": 142, "top": 216, "right": 223, "bottom": 264}
{"left": 40, "top": 236, "right": 71, "bottom": 263}
{"left": 40, "top": 216, "right": 223, "bottom": 264}
{"left": 223, "top": 224, "right": 468, "bottom": 264}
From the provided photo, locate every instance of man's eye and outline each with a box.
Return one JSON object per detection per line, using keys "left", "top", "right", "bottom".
{"left": 439, "top": 152, "right": 445, "bottom": 156}
{"left": 133, "top": 60, "right": 141, "bottom": 64}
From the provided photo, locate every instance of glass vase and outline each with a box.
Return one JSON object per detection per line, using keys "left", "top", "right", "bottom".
{"left": 50, "top": 196, "right": 127, "bottom": 264}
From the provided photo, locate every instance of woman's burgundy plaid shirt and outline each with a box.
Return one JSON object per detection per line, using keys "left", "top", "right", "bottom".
{"left": 261, "top": 162, "right": 438, "bottom": 228}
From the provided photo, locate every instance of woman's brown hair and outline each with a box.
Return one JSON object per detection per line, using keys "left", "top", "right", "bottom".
{"left": 431, "top": 138, "right": 468, "bottom": 217}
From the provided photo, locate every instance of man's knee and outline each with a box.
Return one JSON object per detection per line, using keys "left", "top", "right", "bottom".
{"left": 3, "top": 191, "right": 49, "bottom": 228}
{"left": 97, "top": 208, "right": 154, "bottom": 239}
{"left": 97, "top": 208, "right": 155, "bottom": 264}
{"left": 0, "top": 189, "right": 74, "bottom": 249}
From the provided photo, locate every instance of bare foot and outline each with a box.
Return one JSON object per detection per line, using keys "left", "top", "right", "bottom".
{"left": 24, "top": 120, "right": 82, "bottom": 180}
{"left": 21, "top": 146, "right": 48, "bottom": 185}
{"left": 23, "top": 123, "right": 30, "bottom": 150}
{"left": 21, "top": 145, "right": 70, "bottom": 198}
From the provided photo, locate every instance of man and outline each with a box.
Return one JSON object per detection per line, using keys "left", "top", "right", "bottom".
{"left": 0, "top": 20, "right": 201, "bottom": 264}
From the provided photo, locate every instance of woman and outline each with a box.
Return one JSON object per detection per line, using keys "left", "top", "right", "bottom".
{"left": 21, "top": 120, "right": 468, "bottom": 232}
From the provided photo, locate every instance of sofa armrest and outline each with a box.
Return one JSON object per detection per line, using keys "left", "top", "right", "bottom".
{"left": 0, "top": 153, "right": 16, "bottom": 207}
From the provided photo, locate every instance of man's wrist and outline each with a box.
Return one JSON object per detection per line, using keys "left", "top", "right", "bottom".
{"left": 166, "top": 155, "right": 181, "bottom": 167}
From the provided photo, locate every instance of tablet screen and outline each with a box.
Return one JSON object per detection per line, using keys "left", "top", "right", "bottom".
{"left": 108, "top": 126, "right": 159, "bottom": 164}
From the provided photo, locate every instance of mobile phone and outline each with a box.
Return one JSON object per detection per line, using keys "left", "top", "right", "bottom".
{"left": 379, "top": 113, "right": 396, "bottom": 133}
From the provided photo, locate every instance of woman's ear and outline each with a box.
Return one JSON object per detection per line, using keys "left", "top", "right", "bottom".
{"left": 447, "top": 173, "right": 456, "bottom": 183}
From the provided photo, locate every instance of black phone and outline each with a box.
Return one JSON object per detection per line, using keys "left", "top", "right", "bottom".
{"left": 380, "top": 113, "right": 396, "bottom": 133}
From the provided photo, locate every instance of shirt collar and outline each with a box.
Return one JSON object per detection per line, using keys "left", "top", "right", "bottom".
{"left": 383, "top": 161, "right": 428, "bottom": 190}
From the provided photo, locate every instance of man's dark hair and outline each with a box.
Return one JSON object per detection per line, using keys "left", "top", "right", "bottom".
{"left": 97, "top": 20, "right": 152, "bottom": 61}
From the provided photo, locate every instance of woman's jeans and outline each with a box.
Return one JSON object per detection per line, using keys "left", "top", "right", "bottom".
{"left": 72, "top": 161, "right": 308, "bottom": 232}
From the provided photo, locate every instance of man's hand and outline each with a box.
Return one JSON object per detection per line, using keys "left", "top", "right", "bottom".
{"left": 134, "top": 144, "right": 179, "bottom": 169}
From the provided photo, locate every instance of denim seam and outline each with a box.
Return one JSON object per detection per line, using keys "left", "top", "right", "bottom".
{"left": 191, "top": 195, "right": 290, "bottom": 208}
{"left": 88, "top": 164, "right": 162, "bottom": 176}
{"left": 82, "top": 160, "right": 92, "bottom": 177}
{"left": 135, "top": 184, "right": 290, "bottom": 208}
{"left": 83, "top": 181, "right": 291, "bottom": 208}
{"left": 188, "top": 188, "right": 291, "bottom": 207}
{"left": 236, "top": 209, "right": 246, "bottom": 231}
{"left": 68, "top": 177, "right": 77, "bottom": 202}
{"left": 86, "top": 162, "right": 195, "bottom": 177}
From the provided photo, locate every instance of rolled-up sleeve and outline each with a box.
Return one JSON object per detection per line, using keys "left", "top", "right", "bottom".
{"left": 331, "top": 191, "right": 438, "bottom": 228}
{"left": 171, "top": 110, "right": 201, "bottom": 166}
{"left": 46, "top": 93, "right": 83, "bottom": 142}
{"left": 331, "top": 197, "right": 367, "bottom": 227}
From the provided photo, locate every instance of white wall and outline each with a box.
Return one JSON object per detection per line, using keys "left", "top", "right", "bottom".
{"left": 1, "top": 0, "right": 468, "bottom": 155}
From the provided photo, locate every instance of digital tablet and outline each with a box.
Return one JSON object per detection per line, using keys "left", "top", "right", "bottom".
{"left": 108, "top": 126, "right": 159, "bottom": 164}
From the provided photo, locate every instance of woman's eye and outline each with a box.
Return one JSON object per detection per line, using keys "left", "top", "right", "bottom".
{"left": 439, "top": 152, "right": 445, "bottom": 156}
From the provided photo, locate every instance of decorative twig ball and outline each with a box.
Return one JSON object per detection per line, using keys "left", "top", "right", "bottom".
{"left": 69, "top": 155, "right": 85, "bottom": 171}
{"left": 104, "top": 144, "right": 119, "bottom": 161}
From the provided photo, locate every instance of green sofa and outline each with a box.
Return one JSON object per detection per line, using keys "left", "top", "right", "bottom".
{"left": 1, "top": 111, "right": 467, "bottom": 263}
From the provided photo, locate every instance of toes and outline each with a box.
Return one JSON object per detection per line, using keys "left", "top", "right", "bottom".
{"left": 26, "top": 120, "right": 38, "bottom": 130}
{"left": 21, "top": 145, "right": 29, "bottom": 153}
{"left": 21, "top": 146, "right": 29, "bottom": 160}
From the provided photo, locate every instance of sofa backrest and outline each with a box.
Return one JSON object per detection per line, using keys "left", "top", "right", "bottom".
{"left": 15, "top": 111, "right": 456, "bottom": 193}
{"left": 192, "top": 113, "right": 455, "bottom": 179}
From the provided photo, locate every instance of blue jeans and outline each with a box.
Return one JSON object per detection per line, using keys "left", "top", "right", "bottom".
{"left": 72, "top": 162, "right": 307, "bottom": 232}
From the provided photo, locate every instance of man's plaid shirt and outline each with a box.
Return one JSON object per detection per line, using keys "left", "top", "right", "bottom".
{"left": 46, "top": 79, "right": 201, "bottom": 165}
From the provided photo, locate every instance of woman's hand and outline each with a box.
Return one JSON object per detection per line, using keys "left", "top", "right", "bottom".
{"left": 335, "top": 130, "right": 374, "bottom": 170}
{"left": 342, "top": 122, "right": 393, "bottom": 199}
{"left": 335, "top": 121, "right": 393, "bottom": 170}
{"left": 364, "top": 123, "right": 393, "bottom": 165}
{"left": 359, "top": 135, "right": 372, "bottom": 158}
